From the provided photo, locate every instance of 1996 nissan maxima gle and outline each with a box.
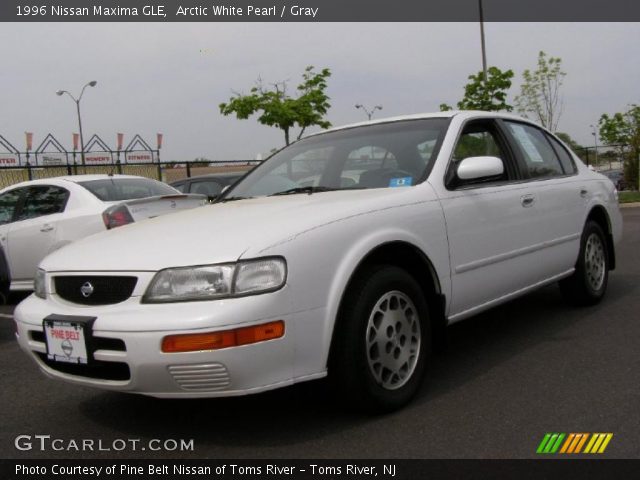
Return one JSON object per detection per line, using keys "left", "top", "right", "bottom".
{"left": 15, "top": 112, "right": 622, "bottom": 412}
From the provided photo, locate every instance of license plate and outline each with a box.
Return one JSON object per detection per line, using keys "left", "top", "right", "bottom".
{"left": 44, "top": 320, "right": 89, "bottom": 364}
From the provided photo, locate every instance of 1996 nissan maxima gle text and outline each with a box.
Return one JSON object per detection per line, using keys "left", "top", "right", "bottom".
{"left": 15, "top": 112, "right": 622, "bottom": 412}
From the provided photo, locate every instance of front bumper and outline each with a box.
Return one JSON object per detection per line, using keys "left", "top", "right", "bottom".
{"left": 14, "top": 289, "right": 323, "bottom": 398}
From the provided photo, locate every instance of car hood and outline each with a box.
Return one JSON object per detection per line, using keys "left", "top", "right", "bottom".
{"left": 41, "top": 187, "right": 434, "bottom": 272}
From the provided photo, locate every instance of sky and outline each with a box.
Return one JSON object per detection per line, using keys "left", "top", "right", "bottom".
{"left": 1, "top": 22, "right": 639, "bottom": 161}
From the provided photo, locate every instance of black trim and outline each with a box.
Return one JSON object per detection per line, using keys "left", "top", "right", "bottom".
{"left": 36, "top": 352, "right": 130, "bottom": 381}
{"left": 0, "top": 245, "right": 9, "bottom": 303}
{"left": 54, "top": 275, "right": 138, "bottom": 305}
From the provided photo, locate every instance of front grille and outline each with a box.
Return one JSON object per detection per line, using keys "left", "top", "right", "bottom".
{"left": 54, "top": 276, "right": 137, "bottom": 305}
{"left": 36, "top": 352, "right": 130, "bottom": 381}
{"left": 168, "top": 363, "right": 231, "bottom": 392}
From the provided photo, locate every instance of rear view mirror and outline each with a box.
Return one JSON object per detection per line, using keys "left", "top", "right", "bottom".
{"left": 457, "top": 156, "right": 504, "bottom": 180}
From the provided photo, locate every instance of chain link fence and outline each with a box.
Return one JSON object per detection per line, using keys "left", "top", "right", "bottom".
{"left": 0, "top": 160, "right": 259, "bottom": 190}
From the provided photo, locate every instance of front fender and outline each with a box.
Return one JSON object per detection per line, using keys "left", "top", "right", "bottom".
{"left": 253, "top": 198, "right": 450, "bottom": 378}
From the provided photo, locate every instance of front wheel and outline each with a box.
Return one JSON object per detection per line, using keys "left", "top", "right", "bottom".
{"left": 560, "top": 221, "right": 609, "bottom": 306}
{"left": 330, "top": 265, "right": 430, "bottom": 413}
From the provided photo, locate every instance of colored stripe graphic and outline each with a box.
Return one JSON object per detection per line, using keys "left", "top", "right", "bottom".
{"left": 537, "top": 433, "right": 565, "bottom": 454}
{"left": 584, "top": 433, "right": 614, "bottom": 454}
{"left": 537, "top": 433, "right": 613, "bottom": 454}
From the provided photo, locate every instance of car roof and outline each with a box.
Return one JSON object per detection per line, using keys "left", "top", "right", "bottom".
{"left": 306, "top": 110, "right": 540, "bottom": 138}
{"left": 0, "top": 174, "right": 158, "bottom": 192}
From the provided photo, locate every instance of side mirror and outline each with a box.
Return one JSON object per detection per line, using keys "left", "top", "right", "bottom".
{"left": 457, "top": 156, "right": 504, "bottom": 180}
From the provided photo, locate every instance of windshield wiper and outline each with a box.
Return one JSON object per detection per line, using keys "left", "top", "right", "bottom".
{"left": 218, "top": 196, "right": 253, "bottom": 203}
{"left": 270, "top": 186, "right": 337, "bottom": 196}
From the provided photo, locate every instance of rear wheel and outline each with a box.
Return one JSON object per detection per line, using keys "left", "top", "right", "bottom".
{"left": 560, "top": 221, "right": 609, "bottom": 306}
{"left": 330, "top": 265, "right": 430, "bottom": 413}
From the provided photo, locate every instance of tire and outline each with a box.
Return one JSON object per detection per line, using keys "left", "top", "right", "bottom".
{"left": 560, "top": 221, "right": 609, "bottom": 306}
{"left": 0, "top": 246, "right": 9, "bottom": 305}
{"left": 330, "top": 265, "right": 430, "bottom": 413}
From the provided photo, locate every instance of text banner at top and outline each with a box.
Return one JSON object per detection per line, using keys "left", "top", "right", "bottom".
{"left": 2, "top": 0, "right": 640, "bottom": 22}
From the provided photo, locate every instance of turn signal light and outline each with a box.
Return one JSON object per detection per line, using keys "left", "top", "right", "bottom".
{"left": 161, "top": 321, "right": 285, "bottom": 353}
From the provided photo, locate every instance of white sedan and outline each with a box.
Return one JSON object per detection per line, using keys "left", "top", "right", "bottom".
{"left": 15, "top": 112, "right": 622, "bottom": 412}
{"left": 0, "top": 174, "right": 205, "bottom": 292}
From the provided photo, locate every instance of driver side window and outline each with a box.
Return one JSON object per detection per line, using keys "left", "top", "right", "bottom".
{"left": 448, "top": 121, "right": 510, "bottom": 188}
{"left": 453, "top": 129, "right": 504, "bottom": 163}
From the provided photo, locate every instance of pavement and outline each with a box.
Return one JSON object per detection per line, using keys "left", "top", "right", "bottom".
{"left": 0, "top": 207, "right": 638, "bottom": 460}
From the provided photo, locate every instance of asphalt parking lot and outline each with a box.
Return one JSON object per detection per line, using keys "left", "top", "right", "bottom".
{"left": 1, "top": 208, "right": 638, "bottom": 460}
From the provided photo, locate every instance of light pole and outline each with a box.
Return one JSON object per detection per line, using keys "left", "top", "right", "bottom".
{"left": 355, "top": 104, "right": 383, "bottom": 121}
{"left": 56, "top": 81, "right": 97, "bottom": 165}
{"left": 590, "top": 124, "right": 599, "bottom": 170}
{"left": 479, "top": 0, "right": 488, "bottom": 83}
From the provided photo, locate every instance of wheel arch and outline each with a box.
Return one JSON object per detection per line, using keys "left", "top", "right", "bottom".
{"left": 586, "top": 205, "right": 616, "bottom": 271}
{"left": 327, "top": 241, "right": 447, "bottom": 369}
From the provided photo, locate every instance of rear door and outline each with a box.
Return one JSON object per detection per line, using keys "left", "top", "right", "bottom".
{"left": 500, "top": 120, "right": 584, "bottom": 276}
{"left": 7, "top": 185, "right": 69, "bottom": 283}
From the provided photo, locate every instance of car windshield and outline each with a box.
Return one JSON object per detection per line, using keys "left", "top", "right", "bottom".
{"left": 223, "top": 118, "right": 449, "bottom": 199}
{"left": 77, "top": 178, "right": 178, "bottom": 201}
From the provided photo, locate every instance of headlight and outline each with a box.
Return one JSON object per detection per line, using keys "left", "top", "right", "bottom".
{"left": 34, "top": 269, "right": 46, "bottom": 299}
{"left": 143, "top": 257, "right": 286, "bottom": 303}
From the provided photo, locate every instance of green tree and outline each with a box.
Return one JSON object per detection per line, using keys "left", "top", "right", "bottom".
{"left": 219, "top": 66, "right": 332, "bottom": 146}
{"left": 599, "top": 104, "right": 640, "bottom": 188}
{"left": 440, "top": 66, "right": 514, "bottom": 112}
{"left": 555, "top": 132, "right": 583, "bottom": 152}
{"left": 514, "top": 51, "right": 566, "bottom": 132}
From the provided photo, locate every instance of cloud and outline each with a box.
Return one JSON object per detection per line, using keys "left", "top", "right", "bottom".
{"left": 0, "top": 22, "right": 638, "bottom": 160}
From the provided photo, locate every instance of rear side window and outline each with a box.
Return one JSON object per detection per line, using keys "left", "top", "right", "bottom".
{"left": 78, "top": 178, "right": 177, "bottom": 201}
{"left": 505, "top": 122, "right": 564, "bottom": 179}
{"left": 16, "top": 186, "right": 69, "bottom": 221}
{"left": 547, "top": 134, "right": 577, "bottom": 174}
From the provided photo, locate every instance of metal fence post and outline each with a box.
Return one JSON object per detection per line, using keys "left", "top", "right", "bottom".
{"left": 186, "top": 161, "right": 191, "bottom": 178}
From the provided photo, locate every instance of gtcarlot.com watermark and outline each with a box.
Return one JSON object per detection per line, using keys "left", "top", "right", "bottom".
{"left": 15, "top": 435, "right": 194, "bottom": 452}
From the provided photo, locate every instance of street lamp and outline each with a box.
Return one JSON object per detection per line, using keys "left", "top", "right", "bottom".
{"left": 590, "top": 124, "right": 599, "bottom": 170}
{"left": 355, "top": 104, "right": 383, "bottom": 121}
{"left": 478, "top": 0, "right": 488, "bottom": 83}
{"left": 56, "top": 80, "right": 97, "bottom": 165}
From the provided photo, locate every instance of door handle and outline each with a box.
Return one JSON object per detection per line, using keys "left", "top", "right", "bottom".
{"left": 580, "top": 188, "right": 588, "bottom": 198}
{"left": 40, "top": 225, "right": 54, "bottom": 232}
{"left": 521, "top": 195, "right": 535, "bottom": 208}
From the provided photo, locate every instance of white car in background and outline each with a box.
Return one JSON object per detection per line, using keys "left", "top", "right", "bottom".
{"left": 0, "top": 174, "right": 205, "bottom": 291}
{"left": 15, "top": 112, "right": 622, "bottom": 412}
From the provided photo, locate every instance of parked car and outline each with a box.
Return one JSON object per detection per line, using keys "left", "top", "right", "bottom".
{"left": 601, "top": 169, "right": 627, "bottom": 191}
{"left": 16, "top": 112, "right": 622, "bottom": 412}
{"left": 170, "top": 172, "right": 246, "bottom": 201}
{"left": 0, "top": 174, "right": 205, "bottom": 291}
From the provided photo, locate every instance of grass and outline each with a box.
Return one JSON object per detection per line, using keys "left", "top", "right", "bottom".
{"left": 619, "top": 190, "right": 640, "bottom": 204}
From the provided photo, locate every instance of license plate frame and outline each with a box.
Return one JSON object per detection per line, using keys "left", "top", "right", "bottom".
{"left": 43, "top": 314, "right": 96, "bottom": 364}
